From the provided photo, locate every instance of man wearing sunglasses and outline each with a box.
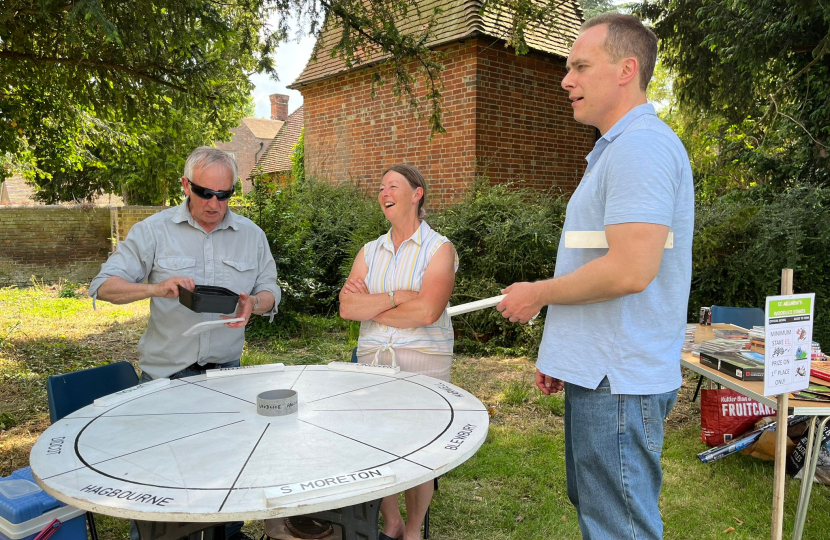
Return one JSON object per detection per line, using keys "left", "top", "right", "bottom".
{"left": 90, "top": 146, "right": 279, "bottom": 540}
{"left": 91, "top": 145, "right": 279, "bottom": 380}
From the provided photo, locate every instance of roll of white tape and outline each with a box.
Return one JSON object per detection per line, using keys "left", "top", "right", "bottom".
{"left": 256, "top": 389, "right": 298, "bottom": 417}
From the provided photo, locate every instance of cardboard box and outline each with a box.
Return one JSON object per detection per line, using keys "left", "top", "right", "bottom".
{"left": 0, "top": 468, "right": 85, "bottom": 540}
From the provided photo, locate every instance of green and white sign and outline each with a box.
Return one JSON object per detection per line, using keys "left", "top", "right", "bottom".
{"left": 764, "top": 293, "right": 816, "bottom": 396}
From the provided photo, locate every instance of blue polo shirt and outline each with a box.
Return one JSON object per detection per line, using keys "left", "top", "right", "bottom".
{"left": 536, "top": 104, "right": 694, "bottom": 395}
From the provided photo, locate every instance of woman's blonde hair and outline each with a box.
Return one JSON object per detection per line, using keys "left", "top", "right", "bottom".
{"left": 382, "top": 164, "right": 427, "bottom": 219}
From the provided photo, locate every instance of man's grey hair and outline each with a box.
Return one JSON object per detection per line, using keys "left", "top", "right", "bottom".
{"left": 582, "top": 13, "right": 658, "bottom": 92}
{"left": 183, "top": 146, "right": 238, "bottom": 184}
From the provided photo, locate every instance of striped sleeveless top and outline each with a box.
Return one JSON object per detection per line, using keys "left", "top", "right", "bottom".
{"left": 356, "top": 220, "right": 459, "bottom": 357}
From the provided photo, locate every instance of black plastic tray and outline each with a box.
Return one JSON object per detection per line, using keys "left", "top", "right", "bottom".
{"left": 178, "top": 285, "right": 239, "bottom": 314}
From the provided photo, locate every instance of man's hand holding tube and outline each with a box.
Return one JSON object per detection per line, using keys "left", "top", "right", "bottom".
{"left": 496, "top": 282, "right": 543, "bottom": 324}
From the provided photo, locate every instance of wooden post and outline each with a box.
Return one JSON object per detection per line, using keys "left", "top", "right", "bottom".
{"left": 771, "top": 268, "right": 794, "bottom": 540}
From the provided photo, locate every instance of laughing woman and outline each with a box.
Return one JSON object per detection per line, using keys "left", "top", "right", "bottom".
{"left": 339, "top": 164, "right": 457, "bottom": 540}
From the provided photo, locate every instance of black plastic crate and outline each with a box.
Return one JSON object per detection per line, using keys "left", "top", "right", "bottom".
{"left": 178, "top": 285, "right": 239, "bottom": 314}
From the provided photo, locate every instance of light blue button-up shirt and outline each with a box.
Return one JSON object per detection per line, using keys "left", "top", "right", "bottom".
{"left": 89, "top": 199, "right": 280, "bottom": 379}
{"left": 536, "top": 104, "right": 694, "bottom": 395}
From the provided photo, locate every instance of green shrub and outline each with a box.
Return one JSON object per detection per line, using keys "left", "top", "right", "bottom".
{"left": 241, "top": 178, "right": 568, "bottom": 354}
{"left": 238, "top": 178, "right": 385, "bottom": 315}
{"left": 431, "top": 181, "right": 567, "bottom": 354}
{"left": 691, "top": 184, "right": 830, "bottom": 345}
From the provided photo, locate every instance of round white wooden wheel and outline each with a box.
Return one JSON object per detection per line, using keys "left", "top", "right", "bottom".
{"left": 30, "top": 365, "right": 488, "bottom": 522}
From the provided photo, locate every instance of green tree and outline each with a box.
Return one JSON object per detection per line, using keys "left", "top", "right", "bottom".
{"left": 579, "top": 0, "right": 618, "bottom": 19}
{"left": 291, "top": 127, "right": 305, "bottom": 183}
{"left": 636, "top": 0, "right": 830, "bottom": 195}
{"left": 2, "top": 1, "right": 582, "bottom": 201}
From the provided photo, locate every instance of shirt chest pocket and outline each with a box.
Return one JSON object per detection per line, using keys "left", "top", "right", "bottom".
{"left": 222, "top": 259, "right": 256, "bottom": 293}
{"left": 153, "top": 257, "right": 196, "bottom": 283}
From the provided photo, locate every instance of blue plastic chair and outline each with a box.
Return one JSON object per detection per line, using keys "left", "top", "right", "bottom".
{"left": 47, "top": 361, "right": 139, "bottom": 423}
{"left": 709, "top": 305, "right": 765, "bottom": 329}
{"left": 46, "top": 362, "right": 139, "bottom": 540}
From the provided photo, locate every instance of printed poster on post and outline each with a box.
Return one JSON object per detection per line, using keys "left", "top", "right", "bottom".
{"left": 764, "top": 293, "right": 816, "bottom": 396}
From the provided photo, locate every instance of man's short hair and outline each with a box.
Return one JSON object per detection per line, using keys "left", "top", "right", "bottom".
{"left": 582, "top": 13, "right": 657, "bottom": 92}
{"left": 183, "top": 147, "right": 238, "bottom": 184}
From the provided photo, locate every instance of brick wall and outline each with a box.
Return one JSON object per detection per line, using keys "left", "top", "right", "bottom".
{"left": 299, "top": 38, "right": 595, "bottom": 207}
{"left": 476, "top": 44, "right": 595, "bottom": 193}
{"left": 215, "top": 126, "right": 270, "bottom": 193}
{"left": 112, "top": 206, "right": 167, "bottom": 244}
{"left": 0, "top": 206, "right": 111, "bottom": 287}
{"left": 0, "top": 205, "right": 250, "bottom": 287}
{"left": 300, "top": 41, "right": 479, "bottom": 209}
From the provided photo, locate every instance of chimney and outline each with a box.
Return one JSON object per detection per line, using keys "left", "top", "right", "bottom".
{"left": 270, "top": 94, "right": 289, "bottom": 121}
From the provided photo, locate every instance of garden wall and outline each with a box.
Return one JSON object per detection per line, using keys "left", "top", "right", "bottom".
{"left": 0, "top": 205, "right": 253, "bottom": 287}
{"left": 0, "top": 206, "right": 112, "bottom": 287}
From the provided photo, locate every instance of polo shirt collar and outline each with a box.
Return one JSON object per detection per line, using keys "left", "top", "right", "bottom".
{"left": 172, "top": 197, "right": 239, "bottom": 231}
{"left": 600, "top": 103, "right": 656, "bottom": 144}
{"left": 381, "top": 220, "right": 428, "bottom": 252}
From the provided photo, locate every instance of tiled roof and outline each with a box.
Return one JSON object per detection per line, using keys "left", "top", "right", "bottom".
{"left": 252, "top": 106, "right": 304, "bottom": 177}
{"left": 290, "top": 0, "right": 583, "bottom": 87}
{"left": 241, "top": 118, "right": 285, "bottom": 139}
{"left": 0, "top": 175, "right": 124, "bottom": 206}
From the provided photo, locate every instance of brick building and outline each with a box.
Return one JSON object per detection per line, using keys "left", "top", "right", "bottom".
{"left": 250, "top": 106, "right": 304, "bottom": 184}
{"left": 289, "top": 0, "right": 595, "bottom": 206}
{"left": 215, "top": 94, "right": 289, "bottom": 192}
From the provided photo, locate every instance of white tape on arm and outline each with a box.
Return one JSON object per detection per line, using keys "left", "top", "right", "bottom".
{"left": 564, "top": 231, "right": 673, "bottom": 249}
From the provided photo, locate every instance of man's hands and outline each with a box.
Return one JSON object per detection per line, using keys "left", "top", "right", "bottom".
{"left": 536, "top": 368, "right": 564, "bottom": 395}
{"left": 497, "top": 282, "right": 543, "bottom": 324}
{"left": 223, "top": 292, "right": 254, "bottom": 328}
{"left": 151, "top": 276, "right": 194, "bottom": 299}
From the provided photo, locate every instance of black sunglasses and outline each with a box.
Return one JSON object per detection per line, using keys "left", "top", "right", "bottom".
{"left": 186, "top": 179, "right": 234, "bottom": 201}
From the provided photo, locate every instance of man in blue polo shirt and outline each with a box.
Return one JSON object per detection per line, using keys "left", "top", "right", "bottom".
{"left": 497, "top": 13, "right": 694, "bottom": 540}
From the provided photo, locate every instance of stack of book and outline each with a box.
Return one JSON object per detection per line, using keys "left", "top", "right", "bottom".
{"left": 682, "top": 325, "right": 697, "bottom": 352}
{"left": 811, "top": 341, "right": 826, "bottom": 361}
{"left": 713, "top": 328, "right": 750, "bottom": 346}
{"left": 699, "top": 343, "right": 765, "bottom": 381}
{"left": 749, "top": 326, "right": 765, "bottom": 354}
{"left": 698, "top": 338, "right": 748, "bottom": 355}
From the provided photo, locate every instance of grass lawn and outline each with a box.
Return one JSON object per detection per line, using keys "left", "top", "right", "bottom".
{"left": 2, "top": 286, "right": 829, "bottom": 539}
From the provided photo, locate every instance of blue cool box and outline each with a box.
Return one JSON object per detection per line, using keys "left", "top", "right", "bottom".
{"left": 0, "top": 467, "right": 85, "bottom": 540}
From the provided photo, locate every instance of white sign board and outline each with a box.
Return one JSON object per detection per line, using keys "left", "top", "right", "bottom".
{"left": 764, "top": 293, "right": 815, "bottom": 396}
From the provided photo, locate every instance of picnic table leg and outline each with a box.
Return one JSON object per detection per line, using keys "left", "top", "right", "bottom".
{"left": 304, "top": 499, "right": 381, "bottom": 540}
{"left": 134, "top": 520, "right": 225, "bottom": 540}
{"left": 792, "top": 415, "right": 830, "bottom": 540}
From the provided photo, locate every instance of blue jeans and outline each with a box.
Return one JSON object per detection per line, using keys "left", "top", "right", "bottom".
{"left": 132, "top": 359, "right": 243, "bottom": 540}
{"left": 564, "top": 377, "right": 677, "bottom": 540}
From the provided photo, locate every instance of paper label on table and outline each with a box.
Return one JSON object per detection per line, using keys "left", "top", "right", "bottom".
{"left": 206, "top": 363, "right": 285, "bottom": 379}
{"left": 327, "top": 361, "right": 401, "bottom": 374}
{"left": 764, "top": 293, "right": 815, "bottom": 396}
{"left": 264, "top": 467, "right": 395, "bottom": 506}
{"left": 564, "top": 231, "right": 673, "bottom": 249}
{"left": 93, "top": 378, "right": 171, "bottom": 407}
